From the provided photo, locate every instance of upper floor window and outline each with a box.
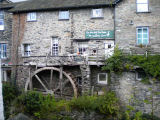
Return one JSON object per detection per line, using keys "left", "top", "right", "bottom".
{"left": 59, "top": 11, "right": 69, "bottom": 20}
{"left": 98, "top": 73, "right": 108, "bottom": 84}
{"left": 137, "top": 27, "right": 149, "bottom": 45}
{"left": 0, "top": 43, "right": 7, "bottom": 58}
{"left": 77, "top": 42, "right": 88, "bottom": 55}
{"left": 0, "top": 11, "right": 4, "bottom": 30}
{"left": 52, "top": 38, "right": 59, "bottom": 56}
{"left": 27, "top": 12, "right": 37, "bottom": 21}
{"left": 91, "top": 8, "right": 103, "bottom": 18}
{"left": 23, "top": 44, "right": 31, "bottom": 56}
{"left": 137, "top": 0, "right": 149, "bottom": 12}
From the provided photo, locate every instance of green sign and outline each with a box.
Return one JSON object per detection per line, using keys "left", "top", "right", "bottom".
{"left": 85, "top": 30, "right": 114, "bottom": 39}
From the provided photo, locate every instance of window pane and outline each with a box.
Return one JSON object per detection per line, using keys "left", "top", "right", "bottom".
{"left": 137, "top": 0, "right": 148, "bottom": 3}
{"left": 138, "top": 28, "right": 142, "bottom": 33}
{"left": 138, "top": 38, "right": 142, "bottom": 44}
{"left": 143, "top": 28, "right": 148, "bottom": 33}
{"left": 143, "top": 34, "right": 148, "bottom": 38}
{"left": 138, "top": 34, "right": 142, "bottom": 38}
{"left": 99, "top": 74, "right": 106, "bottom": 81}
{"left": 143, "top": 39, "right": 148, "bottom": 44}
{"left": 92, "top": 9, "right": 102, "bottom": 17}
{"left": 59, "top": 11, "right": 69, "bottom": 19}
{"left": 27, "top": 12, "right": 36, "bottom": 21}
{"left": 137, "top": 4, "right": 148, "bottom": 12}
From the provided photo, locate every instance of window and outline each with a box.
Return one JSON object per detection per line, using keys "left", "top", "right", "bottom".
{"left": 52, "top": 38, "right": 59, "bottom": 56}
{"left": 137, "top": 0, "right": 149, "bottom": 12}
{"left": 23, "top": 44, "right": 31, "bottom": 56}
{"left": 136, "top": 70, "right": 146, "bottom": 80}
{"left": 27, "top": 12, "right": 37, "bottom": 21}
{"left": 0, "top": 44, "right": 7, "bottom": 58}
{"left": 59, "top": 11, "right": 69, "bottom": 20}
{"left": 0, "top": 11, "right": 4, "bottom": 30}
{"left": 98, "top": 73, "right": 108, "bottom": 84}
{"left": 77, "top": 42, "right": 88, "bottom": 55}
{"left": 92, "top": 9, "right": 103, "bottom": 18}
{"left": 137, "top": 27, "right": 149, "bottom": 45}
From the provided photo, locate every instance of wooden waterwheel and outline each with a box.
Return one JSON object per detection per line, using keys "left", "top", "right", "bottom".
{"left": 25, "top": 67, "right": 78, "bottom": 98}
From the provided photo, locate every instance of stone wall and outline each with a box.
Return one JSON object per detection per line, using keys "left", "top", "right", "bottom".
{"left": 111, "top": 72, "right": 160, "bottom": 117}
{"left": 115, "top": 0, "right": 160, "bottom": 54}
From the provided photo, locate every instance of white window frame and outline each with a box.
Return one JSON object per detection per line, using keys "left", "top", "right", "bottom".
{"left": 137, "top": 27, "right": 149, "bottom": 45}
{"left": 136, "top": 71, "right": 146, "bottom": 80}
{"left": 27, "top": 12, "right": 37, "bottom": 21}
{"left": 91, "top": 8, "right": 103, "bottom": 18}
{"left": 77, "top": 42, "right": 88, "bottom": 55}
{"left": 51, "top": 37, "right": 59, "bottom": 56}
{"left": 136, "top": 0, "right": 149, "bottom": 12}
{"left": 0, "top": 11, "right": 4, "bottom": 30}
{"left": 22, "top": 44, "right": 31, "bottom": 57}
{"left": 0, "top": 43, "right": 7, "bottom": 59}
{"left": 98, "top": 73, "right": 108, "bottom": 84}
{"left": 59, "top": 11, "right": 69, "bottom": 20}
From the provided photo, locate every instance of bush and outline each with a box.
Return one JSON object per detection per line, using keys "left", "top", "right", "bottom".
{"left": 3, "top": 82, "right": 20, "bottom": 119}
{"left": 15, "top": 91, "right": 42, "bottom": 115}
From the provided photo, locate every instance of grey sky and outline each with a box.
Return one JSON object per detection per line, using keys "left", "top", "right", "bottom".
{"left": 10, "top": 0, "right": 27, "bottom": 2}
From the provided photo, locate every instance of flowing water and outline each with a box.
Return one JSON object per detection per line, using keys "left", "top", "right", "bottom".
{"left": 0, "top": 60, "right": 4, "bottom": 120}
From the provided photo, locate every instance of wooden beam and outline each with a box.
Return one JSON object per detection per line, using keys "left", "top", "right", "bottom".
{"left": 50, "top": 69, "right": 53, "bottom": 89}
{"left": 35, "top": 75, "right": 48, "bottom": 92}
{"left": 29, "top": 67, "right": 33, "bottom": 90}
{"left": 59, "top": 66, "right": 63, "bottom": 97}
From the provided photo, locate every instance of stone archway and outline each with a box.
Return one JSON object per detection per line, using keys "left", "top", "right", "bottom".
{"left": 25, "top": 67, "right": 78, "bottom": 98}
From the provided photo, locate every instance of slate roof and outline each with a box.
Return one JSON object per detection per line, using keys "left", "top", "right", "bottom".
{"left": 9, "top": 0, "right": 121, "bottom": 13}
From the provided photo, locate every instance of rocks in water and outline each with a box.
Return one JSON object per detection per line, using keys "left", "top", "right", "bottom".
{"left": 7, "top": 113, "right": 32, "bottom": 120}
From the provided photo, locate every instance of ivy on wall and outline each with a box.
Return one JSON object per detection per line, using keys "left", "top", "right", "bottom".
{"left": 102, "top": 46, "right": 160, "bottom": 81}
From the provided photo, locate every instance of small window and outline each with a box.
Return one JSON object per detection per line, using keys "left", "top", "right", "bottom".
{"left": 92, "top": 9, "right": 103, "bottom": 18}
{"left": 136, "top": 70, "right": 146, "bottom": 80}
{"left": 52, "top": 38, "right": 59, "bottom": 56}
{"left": 23, "top": 44, "right": 31, "bottom": 56}
{"left": 137, "top": 0, "right": 149, "bottom": 12}
{"left": 59, "top": 11, "right": 69, "bottom": 20}
{"left": 77, "top": 42, "right": 88, "bottom": 55}
{"left": 98, "top": 73, "right": 108, "bottom": 84}
{"left": 0, "top": 11, "right": 4, "bottom": 30}
{"left": 137, "top": 27, "right": 149, "bottom": 45}
{"left": 27, "top": 12, "right": 37, "bottom": 21}
{"left": 0, "top": 43, "right": 7, "bottom": 59}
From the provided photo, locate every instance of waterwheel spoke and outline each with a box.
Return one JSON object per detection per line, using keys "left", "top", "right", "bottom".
{"left": 35, "top": 74, "right": 48, "bottom": 92}
{"left": 50, "top": 69, "right": 53, "bottom": 89}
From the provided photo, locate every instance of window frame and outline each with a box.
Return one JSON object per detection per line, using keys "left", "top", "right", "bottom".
{"left": 136, "top": 70, "right": 146, "bottom": 80}
{"left": 0, "top": 43, "right": 7, "bottom": 59}
{"left": 22, "top": 44, "right": 31, "bottom": 57}
{"left": 91, "top": 8, "right": 103, "bottom": 18}
{"left": 27, "top": 12, "right": 37, "bottom": 22}
{"left": 51, "top": 37, "right": 59, "bottom": 56}
{"left": 97, "top": 73, "right": 108, "bottom": 84}
{"left": 59, "top": 11, "right": 70, "bottom": 20}
{"left": 0, "top": 11, "right": 4, "bottom": 30}
{"left": 136, "top": 0, "right": 149, "bottom": 13}
{"left": 77, "top": 42, "right": 88, "bottom": 55}
{"left": 136, "top": 27, "right": 149, "bottom": 45}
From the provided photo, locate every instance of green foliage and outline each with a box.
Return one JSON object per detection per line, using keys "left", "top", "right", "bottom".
{"left": 3, "top": 82, "right": 20, "bottom": 119}
{"left": 15, "top": 91, "right": 42, "bottom": 115}
{"left": 98, "top": 92, "right": 119, "bottom": 116}
{"left": 69, "top": 95, "right": 98, "bottom": 112}
{"left": 14, "top": 91, "right": 120, "bottom": 119}
{"left": 103, "top": 47, "right": 160, "bottom": 81}
{"left": 102, "top": 46, "right": 125, "bottom": 74}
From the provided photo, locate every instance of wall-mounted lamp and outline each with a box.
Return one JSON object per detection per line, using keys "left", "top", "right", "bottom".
{"left": 129, "top": 20, "right": 134, "bottom": 25}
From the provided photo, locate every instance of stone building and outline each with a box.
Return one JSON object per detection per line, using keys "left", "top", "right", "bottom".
{"left": 0, "top": 0, "right": 13, "bottom": 82}
{"left": 7, "top": 0, "right": 160, "bottom": 116}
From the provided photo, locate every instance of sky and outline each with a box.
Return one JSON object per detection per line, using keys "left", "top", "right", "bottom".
{"left": 10, "top": 0, "right": 27, "bottom": 2}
